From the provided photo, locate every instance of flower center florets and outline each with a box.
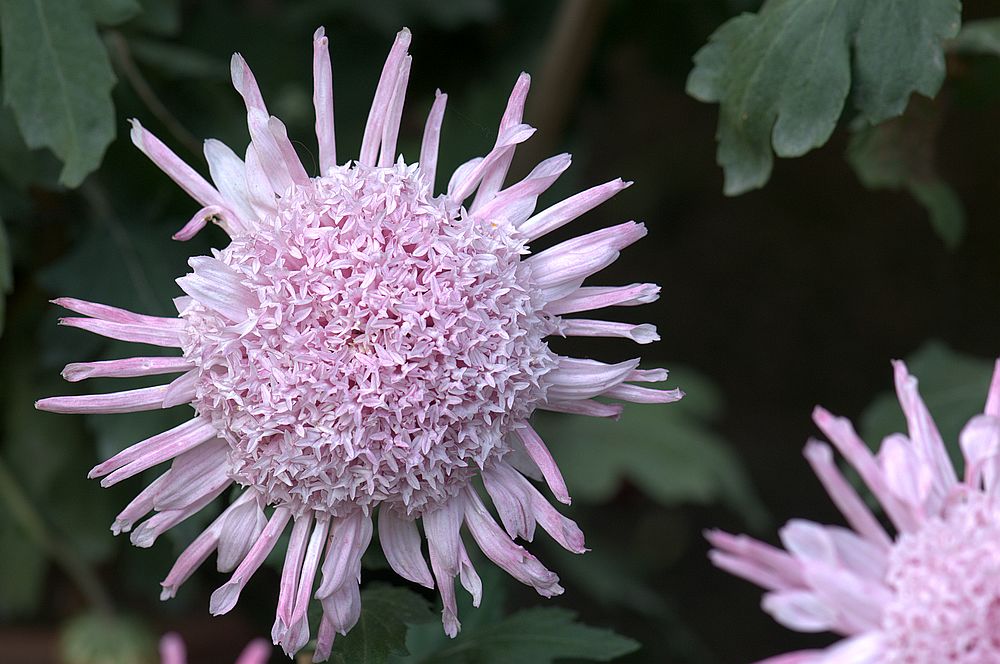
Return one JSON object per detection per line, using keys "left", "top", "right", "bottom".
{"left": 183, "top": 162, "right": 556, "bottom": 516}
{"left": 881, "top": 492, "right": 1000, "bottom": 663}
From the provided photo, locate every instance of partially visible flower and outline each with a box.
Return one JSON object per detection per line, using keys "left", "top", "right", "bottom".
{"left": 160, "top": 634, "right": 270, "bottom": 664}
{"left": 708, "top": 360, "right": 1000, "bottom": 664}
{"left": 36, "top": 27, "right": 679, "bottom": 661}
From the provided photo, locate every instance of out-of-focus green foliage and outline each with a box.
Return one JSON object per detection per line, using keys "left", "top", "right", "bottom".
{"left": 59, "top": 612, "right": 156, "bottom": 664}
{"left": 533, "top": 366, "right": 767, "bottom": 528}
{"left": 951, "top": 17, "right": 1000, "bottom": 56}
{"left": 846, "top": 98, "right": 965, "bottom": 248}
{"left": 0, "top": 0, "right": 118, "bottom": 186}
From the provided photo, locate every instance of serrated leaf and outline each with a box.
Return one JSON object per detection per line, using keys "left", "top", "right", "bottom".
{"left": 860, "top": 341, "right": 995, "bottom": 463}
{"left": 0, "top": 0, "right": 117, "bottom": 187}
{"left": 327, "top": 586, "right": 435, "bottom": 664}
{"left": 950, "top": 18, "right": 1000, "bottom": 56}
{"left": 422, "top": 607, "right": 639, "bottom": 664}
{"left": 84, "top": 0, "right": 141, "bottom": 26}
{"left": 687, "top": 0, "right": 960, "bottom": 195}
{"left": 846, "top": 95, "right": 965, "bottom": 247}
{"left": 531, "top": 367, "right": 767, "bottom": 528}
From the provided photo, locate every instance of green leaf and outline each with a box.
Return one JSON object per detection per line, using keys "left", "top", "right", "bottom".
{"left": 327, "top": 586, "right": 435, "bottom": 664}
{"left": 860, "top": 341, "right": 995, "bottom": 462}
{"left": 0, "top": 514, "right": 47, "bottom": 617}
{"left": 60, "top": 612, "right": 156, "bottom": 664}
{"left": 421, "top": 607, "right": 639, "bottom": 664}
{"left": 949, "top": 18, "right": 1000, "bottom": 57}
{"left": 687, "top": 0, "right": 960, "bottom": 195}
{"left": 0, "top": 0, "right": 117, "bottom": 187}
{"left": 531, "top": 367, "right": 767, "bottom": 528}
{"left": 0, "top": 217, "right": 10, "bottom": 336}
{"left": 84, "top": 0, "right": 141, "bottom": 26}
{"left": 846, "top": 95, "right": 965, "bottom": 247}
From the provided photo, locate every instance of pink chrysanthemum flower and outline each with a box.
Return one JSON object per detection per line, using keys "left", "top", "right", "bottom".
{"left": 160, "top": 633, "right": 270, "bottom": 664}
{"left": 36, "top": 28, "right": 679, "bottom": 660}
{"left": 708, "top": 360, "right": 1000, "bottom": 664}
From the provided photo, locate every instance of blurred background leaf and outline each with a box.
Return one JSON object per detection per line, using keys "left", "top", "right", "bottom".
{"left": 0, "top": 0, "right": 118, "bottom": 186}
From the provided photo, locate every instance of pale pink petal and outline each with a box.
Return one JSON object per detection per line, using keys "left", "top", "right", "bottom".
{"left": 876, "top": 433, "right": 933, "bottom": 514}
{"left": 313, "top": 27, "right": 337, "bottom": 174}
{"left": 448, "top": 123, "right": 536, "bottom": 203}
{"left": 267, "top": 115, "right": 309, "bottom": 184}
{"left": 891, "top": 360, "right": 956, "bottom": 498}
{"left": 418, "top": 90, "right": 448, "bottom": 192}
{"left": 315, "top": 511, "right": 372, "bottom": 598}
{"left": 378, "top": 55, "right": 412, "bottom": 167}
{"left": 545, "top": 357, "right": 640, "bottom": 402}
{"left": 482, "top": 463, "right": 536, "bottom": 541}
{"left": 282, "top": 516, "right": 330, "bottom": 655}
{"left": 762, "top": 590, "right": 838, "bottom": 632}
{"left": 514, "top": 425, "right": 570, "bottom": 505}
{"left": 471, "top": 72, "right": 530, "bottom": 211}
{"left": 176, "top": 256, "right": 256, "bottom": 322}
{"left": 802, "top": 441, "right": 892, "bottom": 551}
{"left": 546, "top": 283, "right": 660, "bottom": 316}
{"left": 959, "top": 414, "right": 1000, "bottom": 490}
{"left": 538, "top": 399, "right": 623, "bottom": 419}
{"left": 812, "top": 407, "right": 919, "bottom": 533}
{"left": 423, "top": 495, "right": 465, "bottom": 637}
{"left": 161, "top": 491, "right": 258, "bottom": 599}
{"left": 204, "top": 138, "right": 257, "bottom": 225}
{"left": 519, "top": 178, "right": 632, "bottom": 240}
{"left": 457, "top": 542, "right": 482, "bottom": 607}
{"left": 217, "top": 495, "right": 268, "bottom": 572}
{"left": 36, "top": 383, "right": 171, "bottom": 415}
{"left": 52, "top": 297, "right": 186, "bottom": 328}
{"left": 159, "top": 634, "right": 186, "bottom": 664}
{"left": 89, "top": 417, "right": 216, "bottom": 484}
{"left": 360, "top": 28, "right": 412, "bottom": 166}
{"left": 131, "top": 473, "right": 231, "bottom": 548}
{"left": 210, "top": 507, "right": 292, "bottom": 615}
{"left": 58, "top": 316, "right": 182, "bottom": 347}
{"left": 130, "top": 120, "right": 225, "bottom": 209}
{"left": 235, "top": 639, "right": 273, "bottom": 664}
{"left": 378, "top": 507, "right": 434, "bottom": 589}
{"left": 473, "top": 153, "right": 572, "bottom": 225}
{"left": 161, "top": 370, "right": 199, "bottom": 409}
{"left": 560, "top": 319, "right": 659, "bottom": 344}
{"left": 243, "top": 144, "right": 277, "bottom": 215}
{"left": 463, "top": 487, "right": 562, "bottom": 598}
{"left": 275, "top": 515, "right": 312, "bottom": 638}
{"left": 527, "top": 221, "right": 647, "bottom": 301}
{"left": 602, "top": 383, "right": 684, "bottom": 404}
{"left": 112, "top": 474, "right": 169, "bottom": 535}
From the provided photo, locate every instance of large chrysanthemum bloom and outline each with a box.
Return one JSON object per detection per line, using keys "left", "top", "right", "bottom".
{"left": 707, "top": 360, "right": 1000, "bottom": 664}
{"left": 160, "top": 633, "right": 270, "bottom": 664}
{"left": 36, "top": 28, "right": 679, "bottom": 660}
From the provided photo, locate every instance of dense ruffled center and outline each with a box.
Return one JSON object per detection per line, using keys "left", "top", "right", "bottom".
{"left": 881, "top": 493, "right": 1000, "bottom": 663}
{"left": 182, "top": 162, "right": 556, "bottom": 516}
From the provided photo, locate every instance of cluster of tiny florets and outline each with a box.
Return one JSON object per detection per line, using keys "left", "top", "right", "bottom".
{"left": 881, "top": 493, "right": 1000, "bottom": 663}
{"left": 181, "top": 162, "right": 557, "bottom": 516}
